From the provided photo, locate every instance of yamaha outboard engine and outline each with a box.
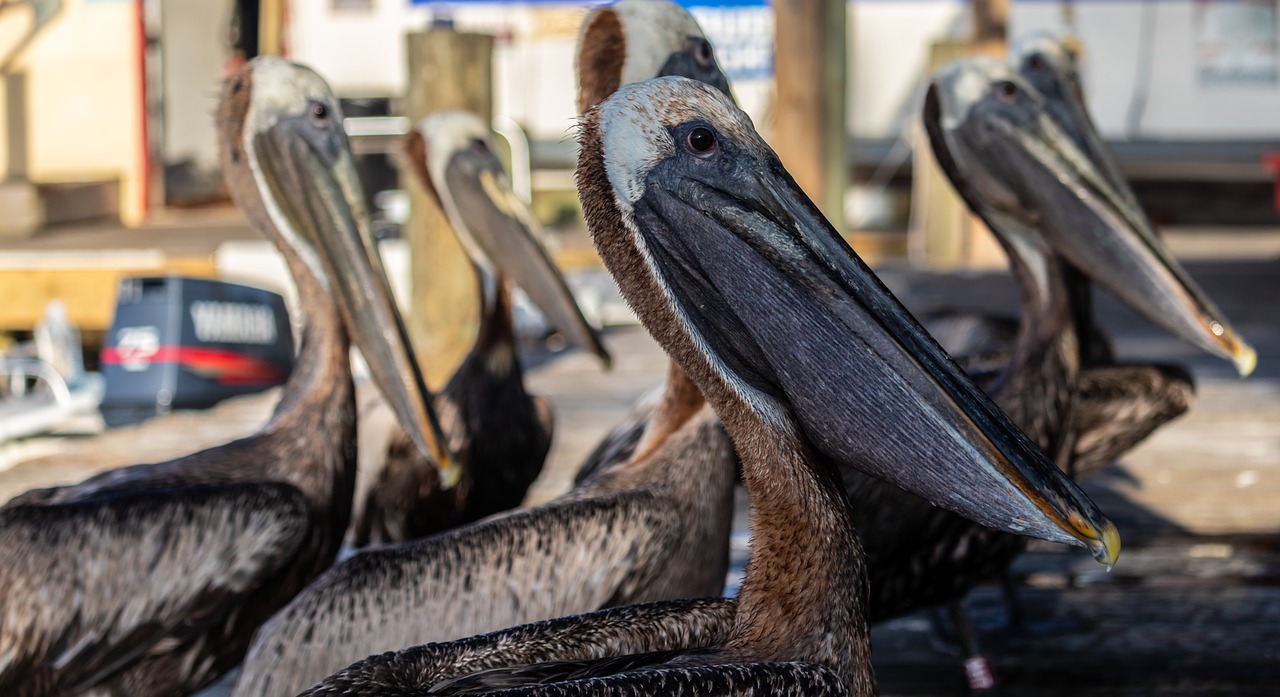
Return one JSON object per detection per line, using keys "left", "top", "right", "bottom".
{"left": 100, "top": 276, "right": 294, "bottom": 427}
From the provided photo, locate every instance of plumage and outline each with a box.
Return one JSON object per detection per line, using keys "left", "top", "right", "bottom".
{"left": 299, "top": 75, "right": 1117, "bottom": 697}
{"left": 230, "top": 362, "right": 735, "bottom": 697}
{"left": 0, "top": 57, "right": 452, "bottom": 697}
{"left": 354, "top": 111, "right": 607, "bottom": 547}
{"left": 846, "top": 54, "right": 1248, "bottom": 629}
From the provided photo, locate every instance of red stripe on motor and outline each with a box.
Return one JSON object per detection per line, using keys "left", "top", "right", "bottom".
{"left": 101, "top": 346, "right": 288, "bottom": 386}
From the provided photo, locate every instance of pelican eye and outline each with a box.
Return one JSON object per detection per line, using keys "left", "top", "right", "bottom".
{"left": 996, "top": 81, "right": 1018, "bottom": 103}
{"left": 693, "top": 38, "right": 714, "bottom": 66}
{"left": 470, "top": 137, "right": 489, "bottom": 153}
{"left": 1028, "top": 54, "right": 1046, "bottom": 72}
{"left": 686, "top": 127, "right": 717, "bottom": 155}
{"left": 310, "top": 101, "right": 330, "bottom": 124}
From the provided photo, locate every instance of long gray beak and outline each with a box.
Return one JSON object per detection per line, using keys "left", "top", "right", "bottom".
{"left": 964, "top": 95, "right": 1255, "bottom": 376}
{"left": 255, "top": 118, "right": 460, "bottom": 484}
{"left": 625, "top": 140, "right": 1120, "bottom": 566}
{"left": 407, "top": 128, "right": 611, "bottom": 367}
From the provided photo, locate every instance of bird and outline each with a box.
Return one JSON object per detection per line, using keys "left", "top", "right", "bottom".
{"left": 228, "top": 14, "right": 742, "bottom": 694}
{"left": 298, "top": 75, "right": 1119, "bottom": 697}
{"left": 352, "top": 109, "right": 610, "bottom": 546}
{"left": 570, "top": 0, "right": 736, "bottom": 486}
{"left": 843, "top": 56, "right": 1255, "bottom": 680}
{"left": 0, "top": 56, "right": 456, "bottom": 697}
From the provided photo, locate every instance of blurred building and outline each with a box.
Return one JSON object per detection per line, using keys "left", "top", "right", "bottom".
{"left": 0, "top": 0, "right": 1277, "bottom": 232}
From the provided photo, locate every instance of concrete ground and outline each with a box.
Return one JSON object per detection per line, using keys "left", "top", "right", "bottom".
{"left": 0, "top": 233, "right": 1277, "bottom": 695}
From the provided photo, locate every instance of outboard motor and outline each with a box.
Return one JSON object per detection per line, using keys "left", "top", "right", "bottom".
{"left": 100, "top": 276, "right": 294, "bottom": 427}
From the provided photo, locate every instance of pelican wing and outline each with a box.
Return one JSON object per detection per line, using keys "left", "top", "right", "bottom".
{"left": 233, "top": 492, "right": 680, "bottom": 697}
{"left": 1071, "top": 363, "right": 1194, "bottom": 478}
{"left": 443, "top": 159, "right": 610, "bottom": 365}
{"left": 297, "top": 598, "right": 737, "bottom": 696}
{"left": 0, "top": 482, "right": 309, "bottom": 694}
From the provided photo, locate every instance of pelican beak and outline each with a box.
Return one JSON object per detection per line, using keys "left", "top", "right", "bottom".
{"left": 619, "top": 130, "right": 1119, "bottom": 565}
{"left": 254, "top": 115, "right": 461, "bottom": 487}
{"left": 414, "top": 127, "right": 611, "bottom": 367}
{"left": 964, "top": 95, "right": 1255, "bottom": 376}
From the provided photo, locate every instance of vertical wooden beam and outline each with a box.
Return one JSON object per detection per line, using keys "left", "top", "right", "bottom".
{"left": 971, "top": 0, "right": 1009, "bottom": 54}
{"left": 772, "top": 0, "right": 847, "bottom": 234}
{"left": 404, "top": 30, "right": 493, "bottom": 387}
{"left": 259, "top": 0, "right": 284, "bottom": 56}
{"left": 909, "top": 0, "right": 1009, "bottom": 269}
{"left": 5, "top": 73, "right": 28, "bottom": 181}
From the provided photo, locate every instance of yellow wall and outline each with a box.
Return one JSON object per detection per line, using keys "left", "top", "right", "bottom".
{"left": 1, "top": 0, "right": 145, "bottom": 224}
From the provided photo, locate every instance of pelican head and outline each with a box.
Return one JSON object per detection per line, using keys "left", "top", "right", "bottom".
{"left": 217, "top": 56, "right": 458, "bottom": 481}
{"left": 577, "top": 0, "right": 732, "bottom": 114}
{"left": 403, "top": 111, "right": 610, "bottom": 366}
{"left": 578, "top": 76, "right": 1120, "bottom": 565}
{"left": 925, "top": 58, "right": 1254, "bottom": 376}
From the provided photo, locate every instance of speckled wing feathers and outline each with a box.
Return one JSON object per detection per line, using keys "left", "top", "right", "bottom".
{"left": 300, "top": 598, "right": 740, "bottom": 696}
{"left": 0, "top": 482, "right": 309, "bottom": 696}
{"left": 233, "top": 493, "right": 681, "bottom": 697}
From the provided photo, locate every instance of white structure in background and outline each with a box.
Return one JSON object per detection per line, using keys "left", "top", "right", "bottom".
{"left": 1013, "top": 0, "right": 1280, "bottom": 141}
{"left": 286, "top": 1, "right": 972, "bottom": 144}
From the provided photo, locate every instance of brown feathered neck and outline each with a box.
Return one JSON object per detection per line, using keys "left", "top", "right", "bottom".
{"left": 576, "top": 109, "right": 872, "bottom": 692}
{"left": 984, "top": 232, "right": 1079, "bottom": 466}
{"left": 216, "top": 65, "right": 353, "bottom": 433}
{"left": 623, "top": 362, "right": 706, "bottom": 466}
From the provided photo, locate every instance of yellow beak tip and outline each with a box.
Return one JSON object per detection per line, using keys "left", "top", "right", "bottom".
{"left": 1090, "top": 521, "right": 1122, "bottom": 569}
{"left": 1234, "top": 344, "right": 1257, "bottom": 378}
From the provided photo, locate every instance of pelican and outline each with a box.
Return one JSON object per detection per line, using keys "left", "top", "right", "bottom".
{"left": 228, "top": 16, "right": 740, "bottom": 696}
{"left": 0, "top": 57, "right": 454, "bottom": 697}
{"left": 300, "top": 75, "right": 1118, "bottom": 697}
{"left": 353, "top": 110, "right": 610, "bottom": 546}
{"left": 572, "top": 0, "right": 736, "bottom": 484}
{"left": 844, "top": 56, "right": 1254, "bottom": 678}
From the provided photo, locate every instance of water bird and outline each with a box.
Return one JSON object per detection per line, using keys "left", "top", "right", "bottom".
{"left": 847, "top": 55, "right": 1254, "bottom": 681}
{"left": 0, "top": 56, "right": 454, "bottom": 697}
{"left": 353, "top": 109, "right": 609, "bottom": 546}
{"left": 300, "top": 75, "right": 1119, "bottom": 697}
{"left": 229, "top": 12, "right": 740, "bottom": 693}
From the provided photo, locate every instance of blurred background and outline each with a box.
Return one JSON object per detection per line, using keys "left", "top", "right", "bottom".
{"left": 0, "top": 1, "right": 1277, "bottom": 693}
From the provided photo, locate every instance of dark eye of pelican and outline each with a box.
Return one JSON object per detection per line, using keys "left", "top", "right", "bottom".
{"left": 686, "top": 127, "right": 717, "bottom": 155}
{"left": 310, "top": 102, "right": 329, "bottom": 124}
{"left": 996, "top": 81, "right": 1018, "bottom": 103}
{"left": 694, "top": 38, "right": 714, "bottom": 67}
{"left": 470, "top": 137, "right": 488, "bottom": 152}
{"left": 1029, "top": 54, "right": 1046, "bottom": 72}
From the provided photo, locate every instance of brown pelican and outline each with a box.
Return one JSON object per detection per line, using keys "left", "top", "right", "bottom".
{"left": 353, "top": 110, "right": 610, "bottom": 546}
{"left": 845, "top": 56, "right": 1254, "bottom": 681}
{"left": 0, "top": 57, "right": 454, "bottom": 697}
{"left": 572, "top": 0, "right": 734, "bottom": 485}
{"left": 300, "top": 75, "right": 1119, "bottom": 697}
{"left": 230, "top": 12, "right": 742, "bottom": 696}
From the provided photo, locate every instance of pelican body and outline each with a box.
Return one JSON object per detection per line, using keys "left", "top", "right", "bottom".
{"left": 300, "top": 76, "right": 1117, "bottom": 697}
{"left": 354, "top": 110, "right": 609, "bottom": 546}
{"left": 850, "top": 55, "right": 1253, "bottom": 622}
{"left": 229, "top": 12, "right": 741, "bottom": 695}
{"left": 0, "top": 57, "right": 453, "bottom": 697}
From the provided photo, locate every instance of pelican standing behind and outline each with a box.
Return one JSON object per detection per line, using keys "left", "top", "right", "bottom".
{"left": 845, "top": 57, "right": 1253, "bottom": 674}
{"left": 0, "top": 57, "right": 453, "bottom": 697}
{"left": 302, "top": 75, "right": 1119, "bottom": 697}
{"left": 353, "top": 110, "right": 610, "bottom": 546}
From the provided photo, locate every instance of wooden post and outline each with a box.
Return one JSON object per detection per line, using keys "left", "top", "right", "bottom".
{"left": 971, "top": 0, "right": 1010, "bottom": 56}
{"left": 772, "top": 0, "right": 847, "bottom": 234}
{"left": 404, "top": 30, "right": 493, "bottom": 387}
{"left": 259, "top": 0, "right": 285, "bottom": 56}
{"left": 909, "top": 0, "right": 1009, "bottom": 269}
